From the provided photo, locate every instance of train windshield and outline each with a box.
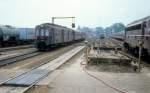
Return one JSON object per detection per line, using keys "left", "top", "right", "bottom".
{"left": 45, "top": 30, "right": 49, "bottom": 36}
{"left": 41, "top": 29, "right": 45, "bottom": 36}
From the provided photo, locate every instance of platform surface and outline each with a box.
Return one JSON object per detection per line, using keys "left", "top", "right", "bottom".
{"left": 35, "top": 55, "right": 150, "bottom": 93}
{"left": 5, "top": 46, "right": 84, "bottom": 86}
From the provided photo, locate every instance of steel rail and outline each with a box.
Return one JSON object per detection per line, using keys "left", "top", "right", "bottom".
{"left": 0, "top": 50, "right": 39, "bottom": 67}
{"left": 19, "top": 46, "right": 84, "bottom": 93}
{"left": 0, "top": 45, "right": 34, "bottom": 52}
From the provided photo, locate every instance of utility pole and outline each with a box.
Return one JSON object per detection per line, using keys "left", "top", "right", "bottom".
{"left": 138, "top": 22, "right": 146, "bottom": 72}
{"left": 52, "top": 17, "right": 75, "bottom": 28}
{"left": 85, "top": 40, "right": 88, "bottom": 64}
{"left": 99, "top": 37, "right": 101, "bottom": 54}
{"left": 138, "top": 40, "right": 143, "bottom": 72}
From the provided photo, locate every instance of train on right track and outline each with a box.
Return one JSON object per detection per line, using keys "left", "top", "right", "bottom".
{"left": 112, "top": 16, "right": 150, "bottom": 58}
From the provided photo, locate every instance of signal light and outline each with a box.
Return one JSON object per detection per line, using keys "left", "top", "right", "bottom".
{"left": 72, "top": 23, "right": 75, "bottom": 28}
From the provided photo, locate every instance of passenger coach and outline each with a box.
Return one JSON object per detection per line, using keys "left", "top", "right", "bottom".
{"left": 124, "top": 16, "right": 150, "bottom": 57}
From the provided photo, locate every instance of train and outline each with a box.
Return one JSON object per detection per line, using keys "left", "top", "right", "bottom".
{"left": 123, "top": 16, "right": 150, "bottom": 57}
{"left": 0, "top": 25, "right": 35, "bottom": 47}
{"left": 111, "top": 31, "right": 125, "bottom": 41}
{"left": 35, "top": 23, "right": 85, "bottom": 51}
{"left": 19, "top": 28, "right": 35, "bottom": 44}
{"left": 111, "top": 16, "right": 150, "bottom": 58}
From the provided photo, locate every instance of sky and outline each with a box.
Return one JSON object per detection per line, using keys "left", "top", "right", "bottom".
{"left": 0, "top": 0, "right": 150, "bottom": 28}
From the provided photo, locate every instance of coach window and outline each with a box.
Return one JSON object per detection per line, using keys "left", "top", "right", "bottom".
{"left": 146, "top": 36, "right": 148, "bottom": 40}
{"left": 44, "top": 29, "right": 46, "bottom": 36}
{"left": 135, "top": 36, "right": 136, "bottom": 39}
{"left": 36, "top": 28, "right": 40, "bottom": 36}
{"left": 136, "top": 24, "right": 141, "bottom": 30}
{"left": 38, "top": 28, "right": 42, "bottom": 36}
{"left": 68, "top": 30, "right": 70, "bottom": 39}
{"left": 148, "top": 20, "right": 150, "bottom": 28}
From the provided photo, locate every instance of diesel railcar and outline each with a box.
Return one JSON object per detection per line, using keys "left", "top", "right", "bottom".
{"left": 35, "top": 23, "right": 85, "bottom": 51}
{"left": 123, "top": 16, "right": 150, "bottom": 57}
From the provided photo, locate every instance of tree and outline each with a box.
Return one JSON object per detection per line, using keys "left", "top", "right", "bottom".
{"left": 111, "top": 23, "right": 125, "bottom": 33}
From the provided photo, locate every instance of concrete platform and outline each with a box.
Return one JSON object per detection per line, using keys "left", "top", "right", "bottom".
{"left": 27, "top": 54, "right": 150, "bottom": 93}
{"left": 4, "top": 46, "right": 84, "bottom": 86}
{"left": 88, "top": 49, "right": 130, "bottom": 65}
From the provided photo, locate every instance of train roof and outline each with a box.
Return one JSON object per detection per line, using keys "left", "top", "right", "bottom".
{"left": 127, "top": 16, "right": 150, "bottom": 27}
{"left": 0, "top": 25, "right": 16, "bottom": 29}
{"left": 37, "top": 23, "right": 74, "bottom": 31}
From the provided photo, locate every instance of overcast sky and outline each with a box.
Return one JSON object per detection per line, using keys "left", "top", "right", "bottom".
{"left": 0, "top": 0, "right": 150, "bottom": 28}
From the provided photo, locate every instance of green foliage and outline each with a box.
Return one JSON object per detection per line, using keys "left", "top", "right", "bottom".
{"left": 77, "top": 23, "right": 125, "bottom": 38}
{"left": 105, "top": 23, "right": 125, "bottom": 33}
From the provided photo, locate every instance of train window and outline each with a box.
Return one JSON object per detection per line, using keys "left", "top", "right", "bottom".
{"left": 148, "top": 20, "right": 150, "bottom": 27}
{"left": 136, "top": 24, "right": 141, "bottom": 29}
{"left": 41, "top": 29, "right": 44, "bottom": 36}
{"left": 146, "top": 36, "right": 149, "bottom": 40}
{"left": 46, "top": 30, "right": 49, "bottom": 36}
{"left": 126, "top": 24, "right": 141, "bottom": 31}
{"left": 35, "top": 29, "right": 39, "bottom": 36}
{"left": 51, "top": 28, "right": 54, "bottom": 31}
{"left": 44, "top": 30, "right": 46, "bottom": 36}
{"left": 37, "top": 29, "right": 41, "bottom": 36}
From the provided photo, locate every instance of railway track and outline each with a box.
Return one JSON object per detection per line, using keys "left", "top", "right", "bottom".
{"left": 0, "top": 43, "right": 81, "bottom": 85}
{"left": 0, "top": 46, "right": 85, "bottom": 93}
{"left": 108, "top": 38, "right": 149, "bottom": 67}
{"left": 0, "top": 50, "right": 39, "bottom": 67}
{"left": 0, "top": 45, "right": 34, "bottom": 52}
{"left": 118, "top": 51, "right": 150, "bottom": 67}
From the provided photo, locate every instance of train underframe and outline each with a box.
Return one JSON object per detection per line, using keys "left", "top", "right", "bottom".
{"left": 0, "top": 37, "right": 18, "bottom": 47}
{"left": 36, "top": 39, "right": 84, "bottom": 51}
{"left": 0, "top": 37, "right": 35, "bottom": 47}
{"left": 123, "top": 42, "right": 149, "bottom": 59}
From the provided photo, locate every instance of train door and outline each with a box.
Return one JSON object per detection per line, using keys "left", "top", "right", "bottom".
{"left": 68, "top": 30, "right": 70, "bottom": 42}
{"left": 0, "top": 37, "right": 3, "bottom": 47}
{"left": 61, "top": 29, "right": 64, "bottom": 43}
{"left": 73, "top": 31, "right": 75, "bottom": 41}
{"left": 49, "top": 28, "right": 55, "bottom": 44}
